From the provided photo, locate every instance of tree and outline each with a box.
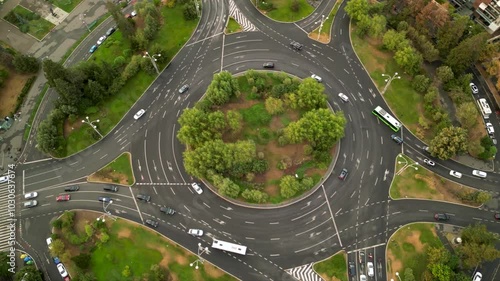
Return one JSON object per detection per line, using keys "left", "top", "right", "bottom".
{"left": 344, "top": 0, "right": 370, "bottom": 22}
{"left": 218, "top": 177, "right": 241, "bottom": 198}
{"left": 265, "top": 97, "right": 285, "bottom": 115}
{"left": 280, "top": 175, "right": 300, "bottom": 198}
{"left": 0, "top": 251, "right": 13, "bottom": 280}
{"left": 356, "top": 14, "right": 372, "bottom": 37}
{"left": 394, "top": 46, "right": 422, "bottom": 75}
{"left": 436, "top": 15, "right": 469, "bottom": 57}
{"left": 415, "top": 0, "right": 449, "bottom": 37}
{"left": 411, "top": 75, "right": 430, "bottom": 93}
{"left": 429, "top": 263, "right": 452, "bottom": 281}
{"left": 205, "top": 71, "right": 239, "bottom": 106}
{"left": 436, "top": 66, "right": 454, "bottom": 83}
{"left": 50, "top": 239, "right": 65, "bottom": 257}
{"left": 459, "top": 223, "right": 500, "bottom": 268}
{"left": 285, "top": 109, "right": 346, "bottom": 151}
{"left": 14, "top": 266, "right": 42, "bottom": 281}
{"left": 242, "top": 189, "right": 269, "bottom": 203}
{"left": 144, "top": 14, "right": 160, "bottom": 40}
{"left": 382, "top": 30, "right": 409, "bottom": 51}
{"left": 404, "top": 268, "right": 415, "bottom": 281}
{"left": 446, "top": 32, "right": 490, "bottom": 75}
{"left": 226, "top": 110, "right": 242, "bottom": 133}
{"left": 177, "top": 108, "right": 224, "bottom": 147}
{"left": 13, "top": 55, "right": 39, "bottom": 73}
{"left": 147, "top": 264, "right": 172, "bottom": 281}
{"left": 368, "top": 14, "right": 386, "bottom": 38}
{"left": 105, "top": 1, "right": 135, "bottom": 40}
{"left": 43, "top": 59, "right": 68, "bottom": 87}
{"left": 295, "top": 78, "right": 327, "bottom": 109}
{"left": 429, "top": 126, "right": 468, "bottom": 160}
{"left": 456, "top": 102, "right": 478, "bottom": 129}
{"left": 183, "top": 1, "right": 198, "bottom": 20}
{"left": 72, "top": 253, "right": 92, "bottom": 270}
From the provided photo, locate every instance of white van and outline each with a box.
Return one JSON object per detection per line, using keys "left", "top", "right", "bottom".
{"left": 472, "top": 170, "right": 487, "bottom": 178}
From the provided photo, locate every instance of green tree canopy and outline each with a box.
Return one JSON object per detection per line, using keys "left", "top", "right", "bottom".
{"left": 429, "top": 126, "right": 468, "bottom": 160}
{"left": 459, "top": 223, "right": 500, "bottom": 268}
{"left": 344, "top": 0, "right": 370, "bottom": 22}
{"left": 294, "top": 78, "right": 327, "bottom": 110}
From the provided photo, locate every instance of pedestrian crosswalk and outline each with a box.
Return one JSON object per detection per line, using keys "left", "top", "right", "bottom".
{"left": 228, "top": 0, "right": 258, "bottom": 32}
{"left": 286, "top": 263, "right": 323, "bottom": 281}
{"left": 0, "top": 180, "right": 16, "bottom": 252}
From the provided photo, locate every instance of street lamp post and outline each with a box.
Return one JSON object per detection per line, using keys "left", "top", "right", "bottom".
{"left": 82, "top": 116, "right": 103, "bottom": 138}
{"left": 381, "top": 72, "right": 401, "bottom": 94}
{"left": 79, "top": 14, "right": 91, "bottom": 32}
{"left": 395, "top": 272, "right": 402, "bottom": 281}
{"left": 143, "top": 51, "right": 161, "bottom": 75}
{"left": 396, "top": 154, "right": 418, "bottom": 175}
{"left": 97, "top": 200, "right": 117, "bottom": 221}
{"left": 189, "top": 243, "right": 210, "bottom": 270}
{"left": 315, "top": 15, "right": 329, "bottom": 40}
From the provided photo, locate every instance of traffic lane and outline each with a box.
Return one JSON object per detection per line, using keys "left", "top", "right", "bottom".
{"left": 374, "top": 245, "right": 386, "bottom": 281}
{"left": 344, "top": 202, "right": 388, "bottom": 249}
{"left": 296, "top": 0, "right": 337, "bottom": 32}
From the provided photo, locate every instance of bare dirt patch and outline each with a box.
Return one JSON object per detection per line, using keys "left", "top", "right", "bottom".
{"left": 63, "top": 118, "right": 84, "bottom": 138}
{"left": 0, "top": 72, "right": 32, "bottom": 116}
{"left": 117, "top": 227, "right": 131, "bottom": 239}
{"left": 88, "top": 171, "right": 129, "bottom": 185}
{"left": 386, "top": 250, "right": 402, "bottom": 278}
{"left": 204, "top": 263, "right": 225, "bottom": 278}
{"left": 308, "top": 33, "right": 330, "bottom": 44}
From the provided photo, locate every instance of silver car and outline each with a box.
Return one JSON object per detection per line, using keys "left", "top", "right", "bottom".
{"left": 191, "top": 182, "right": 203, "bottom": 194}
{"left": 23, "top": 200, "right": 38, "bottom": 208}
{"left": 188, "top": 229, "right": 204, "bottom": 237}
{"left": 24, "top": 192, "right": 38, "bottom": 199}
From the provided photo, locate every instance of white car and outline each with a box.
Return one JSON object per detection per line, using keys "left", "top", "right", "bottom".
{"left": 134, "top": 109, "right": 146, "bottom": 120}
{"left": 46, "top": 237, "right": 53, "bottom": 248}
{"left": 473, "top": 272, "right": 482, "bottom": 281}
{"left": 449, "top": 170, "right": 462, "bottom": 179}
{"left": 423, "top": 159, "right": 435, "bottom": 166}
{"left": 188, "top": 229, "right": 204, "bottom": 237}
{"left": 0, "top": 175, "right": 8, "bottom": 183}
{"left": 191, "top": 182, "right": 203, "bottom": 194}
{"left": 490, "top": 135, "right": 497, "bottom": 145}
{"left": 338, "top": 93, "right": 349, "bottom": 103}
{"left": 470, "top": 83, "right": 479, "bottom": 94}
{"left": 57, "top": 263, "right": 68, "bottom": 277}
{"left": 311, "top": 74, "right": 322, "bottom": 83}
{"left": 472, "top": 170, "right": 487, "bottom": 178}
{"left": 24, "top": 192, "right": 38, "bottom": 199}
{"left": 359, "top": 274, "right": 367, "bottom": 281}
{"left": 486, "top": 123, "right": 494, "bottom": 135}
{"left": 97, "top": 35, "right": 107, "bottom": 45}
{"left": 367, "top": 262, "right": 374, "bottom": 277}
{"left": 131, "top": 10, "right": 137, "bottom": 17}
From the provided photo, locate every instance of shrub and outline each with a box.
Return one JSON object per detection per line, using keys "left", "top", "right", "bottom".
{"left": 242, "top": 189, "right": 269, "bottom": 203}
{"left": 13, "top": 76, "right": 35, "bottom": 114}
{"left": 72, "top": 253, "right": 92, "bottom": 270}
{"left": 52, "top": 219, "right": 63, "bottom": 229}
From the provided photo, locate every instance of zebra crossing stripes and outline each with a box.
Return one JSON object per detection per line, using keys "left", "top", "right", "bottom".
{"left": 286, "top": 263, "right": 324, "bottom": 281}
{"left": 0, "top": 183, "right": 15, "bottom": 252}
{"left": 228, "top": 0, "right": 258, "bottom": 32}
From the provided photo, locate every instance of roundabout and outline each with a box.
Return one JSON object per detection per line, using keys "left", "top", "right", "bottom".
{"left": 13, "top": 0, "right": 500, "bottom": 281}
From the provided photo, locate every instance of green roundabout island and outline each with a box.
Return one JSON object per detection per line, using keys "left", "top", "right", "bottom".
{"left": 177, "top": 70, "right": 346, "bottom": 204}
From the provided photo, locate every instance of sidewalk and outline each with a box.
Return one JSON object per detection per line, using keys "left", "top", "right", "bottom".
{"left": 0, "top": 0, "right": 108, "bottom": 169}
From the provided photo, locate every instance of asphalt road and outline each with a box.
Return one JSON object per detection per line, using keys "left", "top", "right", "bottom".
{"left": 14, "top": 0, "right": 500, "bottom": 280}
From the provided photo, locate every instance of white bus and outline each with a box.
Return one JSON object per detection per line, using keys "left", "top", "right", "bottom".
{"left": 477, "top": 98, "right": 492, "bottom": 119}
{"left": 372, "top": 106, "right": 402, "bottom": 132}
{"left": 211, "top": 239, "right": 247, "bottom": 255}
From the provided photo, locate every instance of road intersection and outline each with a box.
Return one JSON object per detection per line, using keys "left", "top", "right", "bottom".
{"left": 11, "top": 0, "right": 500, "bottom": 280}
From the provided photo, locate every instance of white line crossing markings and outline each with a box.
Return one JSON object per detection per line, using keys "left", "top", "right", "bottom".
{"left": 228, "top": 0, "right": 258, "bottom": 32}
{"left": 285, "top": 263, "right": 323, "bottom": 281}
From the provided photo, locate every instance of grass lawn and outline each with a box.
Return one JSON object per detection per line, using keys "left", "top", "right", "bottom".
{"left": 350, "top": 28, "right": 422, "bottom": 133}
{"left": 262, "top": 0, "right": 314, "bottom": 22}
{"left": 63, "top": 4, "right": 198, "bottom": 156}
{"left": 91, "top": 31, "right": 132, "bottom": 65}
{"left": 390, "top": 154, "right": 481, "bottom": 206}
{"left": 90, "top": 217, "right": 236, "bottom": 281}
{"left": 226, "top": 17, "right": 241, "bottom": 34}
{"left": 313, "top": 251, "right": 348, "bottom": 281}
{"left": 4, "top": 6, "right": 55, "bottom": 40}
{"left": 310, "top": 0, "right": 343, "bottom": 42}
{"left": 88, "top": 152, "right": 134, "bottom": 185}
{"left": 387, "top": 223, "right": 443, "bottom": 280}
{"left": 51, "top": 0, "right": 83, "bottom": 13}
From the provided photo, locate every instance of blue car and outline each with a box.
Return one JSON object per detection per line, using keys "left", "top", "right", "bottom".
{"left": 89, "top": 45, "right": 97, "bottom": 53}
{"left": 53, "top": 257, "right": 60, "bottom": 264}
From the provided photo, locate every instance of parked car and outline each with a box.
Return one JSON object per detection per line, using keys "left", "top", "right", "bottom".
{"left": 179, "top": 84, "right": 189, "bottom": 94}
{"left": 46, "top": 237, "right": 53, "bottom": 248}
{"left": 160, "top": 206, "right": 175, "bottom": 215}
{"left": 359, "top": 275, "right": 367, "bottom": 281}
{"left": 263, "top": 62, "right": 274, "bottom": 68}
{"left": 96, "top": 35, "right": 107, "bottom": 45}
{"left": 53, "top": 257, "right": 60, "bottom": 264}
{"left": 137, "top": 194, "right": 151, "bottom": 202}
{"left": 470, "top": 83, "right": 479, "bottom": 94}
{"left": 391, "top": 134, "right": 403, "bottom": 144}
{"left": 89, "top": 45, "right": 97, "bottom": 53}
{"left": 24, "top": 192, "right": 38, "bottom": 199}
{"left": 486, "top": 122, "right": 495, "bottom": 134}
{"left": 338, "top": 93, "right": 349, "bottom": 103}
{"left": 131, "top": 10, "right": 137, "bottom": 17}
{"left": 423, "top": 159, "right": 435, "bottom": 166}
{"left": 105, "top": 26, "right": 116, "bottom": 36}
{"left": 98, "top": 196, "right": 112, "bottom": 203}
{"left": 338, "top": 168, "right": 348, "bottom": 180}
{"left": 145, "top": 219, "right": 159, "bottom": 228}
{"left": 188, "top": 229, "right": 204, "bottom": 237}
{"left": 57, "top": 263, "right": 68, "bottom": 277}
{"left": 134, "top": 109, "right": 146, "bottom": 120}
{"left": 348, "top": 261, "right": 356, "bottom": 276}
{"left": 449, "top": 170, "right": 462, "bottom": 178}
{"left": 473, "top": 272, "right": 482, "bottom": 281}
{"left": 434, "top": 213, "right": 450, "bottom": 221}
{"left": 472, "top": 169, "right": 487, "bottom": 178}
{"left": 64, "top": 185, "right": 79, "bottom": 192}
{"left": 56, "top": 194, "right": 71, "bottom": 202}
{"left": 23, "top": 200, "right": 37, "bottom": 208}
{"left": 311, "top": 74, "right": 322, "bottom": 82}
{"left": 191, "top": 182, "right": 203, "bottom": 194}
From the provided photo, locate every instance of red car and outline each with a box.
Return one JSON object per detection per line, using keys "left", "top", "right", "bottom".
{"left": 56, "top": 194, "right": 71, "bottom": 202}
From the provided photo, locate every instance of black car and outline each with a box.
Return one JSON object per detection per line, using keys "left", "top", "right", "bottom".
{"left": 98, "top": 196, "right": 112, "bottom": 203}
{"left": 434, "top": 213, "right": 450, "bottom": 221}
{"left": 137, "top": 194, "right": 151, "bottom": 202}
{"left": 103, "top": 186, "right": 119, "bottom": 192}
{"left": 145, "top": 219, "right": 159, "bottom": 228}
{"left": 290, "top": 41, "right": 303, "bottom": 50}
{"left": 105, "top": 26, "right": 116, "bottom": 36}
{"left": 348, "top": 261, "right": 356, "bottom": 276}
{"left": 160, "top": 206, "right": 175, "bottom": 215}
{"left": 64, "top": 186, "right": 79, "bottom": 192}
{"left": 263, "top": 62, "right": 274, "bottom": 69}
{"left": 338, "top": 168, "right": 348, "bottom": 180}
